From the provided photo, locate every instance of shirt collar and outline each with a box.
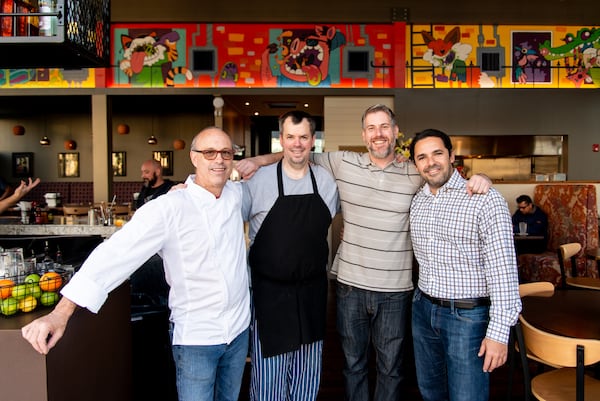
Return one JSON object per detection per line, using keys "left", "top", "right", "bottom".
{"left": 184, "top": 174, "right": 231, "bottom": 200}
{"left": 358, "top": 152, "right": 406, "bottom": 169}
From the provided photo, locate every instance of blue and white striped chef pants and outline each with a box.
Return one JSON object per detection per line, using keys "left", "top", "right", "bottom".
{"left": 249, "top": 319, "right": 323, "bottom": 401}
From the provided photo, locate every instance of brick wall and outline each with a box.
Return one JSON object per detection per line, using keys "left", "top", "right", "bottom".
{"left": 23, "top": 181, "right": 141, "bottom": 205}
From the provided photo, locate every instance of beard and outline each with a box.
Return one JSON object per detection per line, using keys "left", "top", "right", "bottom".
{"left": 423, "top": 164, "right": 453, "bottom": 191}
{"left": 367, "top": 143, "right": 394, "bottom": 160}
{"left": 144, "top": 173, "right": 158, "bottom": 188}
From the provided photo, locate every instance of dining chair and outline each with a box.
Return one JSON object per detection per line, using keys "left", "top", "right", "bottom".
{"left": 62, "top": 204, "right": 89, "bottom": 216}
{"left": 61, "top": 204, "right": 91, "bottom": 224}
{"left": 519, "top": 314, "right": 600, "bottom": 401}
{"left": 507, "top": 282, "right": 556, "bottom": 401}
{"left": 519, "top": 281, "right": 555, "bottom": 298}
{"left": 558, "top": 243, "right": 600, "bottom": 291}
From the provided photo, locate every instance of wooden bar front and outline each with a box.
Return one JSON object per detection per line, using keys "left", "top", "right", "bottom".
{"left": 0, "top": 283, "right": 131, "bottom": 401}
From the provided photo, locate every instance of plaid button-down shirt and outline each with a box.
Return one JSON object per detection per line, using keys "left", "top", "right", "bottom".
{"left": 410, "top": 169, "right": 521, "bottom": 344}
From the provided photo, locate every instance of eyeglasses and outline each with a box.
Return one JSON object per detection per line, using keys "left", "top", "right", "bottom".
{"left": 518, "top": 204, "right": 530, "bottom": 210}
{"left": 192, "top": 149, "right": 234, "bottom": 160}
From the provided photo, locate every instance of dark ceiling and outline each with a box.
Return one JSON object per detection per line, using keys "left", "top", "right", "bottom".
{"left": 112, "top": 0, "right": 599, "bottom": 26}
{"left": 224, "top": 95, "right": 325, "bottom": 118}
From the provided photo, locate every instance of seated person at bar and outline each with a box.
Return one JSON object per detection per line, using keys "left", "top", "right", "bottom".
{"left": 0, "top": 178, "right": 40, "bottom": 214}
{"left": 512, "top": 194, "right": 548, "bottom": 254}
{"left": 135, "top": 159, "right": 175, "bottom": 209}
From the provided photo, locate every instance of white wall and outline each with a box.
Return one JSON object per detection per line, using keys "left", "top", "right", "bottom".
{"left": 324, "top": 96, "right": 394, "bottom": 151}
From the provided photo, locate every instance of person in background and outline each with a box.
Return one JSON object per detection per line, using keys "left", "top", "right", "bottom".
{"left": 0, "top": 177, "right": 40, "bottom": 214}
{"left": 0, "top": 176, "right": 12, "bottom": 201}
{"left": 512, "top": 194, "right": 548, "bottom": 254}
{"left": 235, "top": 104, "right": 492, "bottom": 401}
{"left": 22, "top": 128, "right": 250, "bottom": 401}
{"left": 135, "top": 159, "right": 175, "bottom": 209}
{"left": 132, "top": 159, "right": 177, "bottom": 300}
{"left": 408, "top": 128, "right": 521, "bottom": 401}
{"left": 242, "top": 111, "right": 338, "bottom": 401}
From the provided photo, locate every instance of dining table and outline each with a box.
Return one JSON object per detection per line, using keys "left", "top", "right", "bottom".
{"left": 520, "top": 288, "right": 600, "bottom": 340}
{"left": 513, "top": 234, "right": 545, "bottom": 255}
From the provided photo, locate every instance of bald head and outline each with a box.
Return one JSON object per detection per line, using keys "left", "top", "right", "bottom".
{"left": 140, "top": 159, "right": 164, "bottom": 188}
{"left": 190, "top": 127, "right": 234, "bottom": 198}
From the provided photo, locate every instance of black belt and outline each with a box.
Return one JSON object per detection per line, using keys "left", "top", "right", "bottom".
{"left": 421, "top": 291, "right": 490, "bottom": 309}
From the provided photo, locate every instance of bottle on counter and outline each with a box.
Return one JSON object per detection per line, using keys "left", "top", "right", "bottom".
{"left": 88, "top": 204, "right": 97, "bottom": 225}
{"left": 29, "top": 202, "right": 37, "bottom": 224}
{"left": 34, "top": 204, "right": 43, "bottom": 224}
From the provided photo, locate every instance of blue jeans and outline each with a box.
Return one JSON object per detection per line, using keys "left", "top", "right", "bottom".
{"left": 336, "top": 282, "right": 411, "bottom": 401}
{"left": 412, "top": 289, "right": 490, "bottom": 401}
{"left": 171, "top": 328, "right": 249, "bottom": 401}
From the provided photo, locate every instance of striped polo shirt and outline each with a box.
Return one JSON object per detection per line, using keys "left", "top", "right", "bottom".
{"left": 312, "top": 151, "right": 423, "bottom": 292}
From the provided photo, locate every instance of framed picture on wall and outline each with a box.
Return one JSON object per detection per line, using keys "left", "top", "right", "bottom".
{"left": 12, "top": 152, "right": 33, "bottom": 178}
{"left": 58, "top": 152, "right": 80, "bottom": 178}
{"left": 153, "top": 151, "right": 173, "bottom": 176}
{"left": 112, "top": 151, "right": 127, "bottom": 177}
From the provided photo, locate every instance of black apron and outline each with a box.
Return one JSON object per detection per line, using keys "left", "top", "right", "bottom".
{"left": 249, "top": 161, "right": 332, "bottom": 357}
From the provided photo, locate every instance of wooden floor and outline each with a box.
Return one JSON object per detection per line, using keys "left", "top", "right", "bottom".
{"left": 238, "top": 279, "right": 529, "bottom": 400}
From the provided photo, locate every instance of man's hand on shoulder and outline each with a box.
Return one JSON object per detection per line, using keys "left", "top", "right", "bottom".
{"left": 235, "top": 153, "right": 283, "bottom": 180}
{"left": 169, "top": 183, "right": 187, "bottom": 192}
{"left": 235, "top": 159, "right": 260, "bottom": 180}
{"left": 466, "top": 173, "right": 492, "bottom": 196}
{"left": 395, "top": 153, "right": 409, "bottom": 163}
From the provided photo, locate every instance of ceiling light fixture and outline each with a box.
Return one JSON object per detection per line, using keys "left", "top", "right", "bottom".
{"left": 117, "top": 123, "right": 130, "bottom": 135}
{"left": 12, "top": 125, "right": 25, "bottom": 135}
{"left": 173, "top": 139, "right": 186, "bottom": 150}
{"left": 39, "top": 135, "right": 51, "bottom": 146}
{"left": 147, "top": 135, "right": 158, "bottom": 145}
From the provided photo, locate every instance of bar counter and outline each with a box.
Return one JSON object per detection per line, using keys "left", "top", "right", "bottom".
{"left": 0, "top": 224, "right": 120, "bottom": 238}
{"left": 0, "top": 283, "right": 131, "bottom": 401}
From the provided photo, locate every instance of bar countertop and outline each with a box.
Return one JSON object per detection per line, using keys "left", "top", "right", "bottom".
{"left": 0, "top": 224, "right": 120, "bottom": 238}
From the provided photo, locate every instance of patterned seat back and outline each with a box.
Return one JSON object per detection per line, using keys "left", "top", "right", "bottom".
{"left": 518, "top": 184, "right": 599, "bottom": 285}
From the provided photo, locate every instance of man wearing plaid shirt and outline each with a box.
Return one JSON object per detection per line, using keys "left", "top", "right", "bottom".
{"left": 408, "top": 128, "right": 521, "bottom": 401}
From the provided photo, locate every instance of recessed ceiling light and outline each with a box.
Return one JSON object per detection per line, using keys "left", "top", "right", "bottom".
{"left": 244, "top": 101, "right": 250, "bottom": 106}
{"left": 254, "top": 111, "right": 260, "bottom": 116}
{"left": 304, "top": 103, "right": 309, "bottom": 108}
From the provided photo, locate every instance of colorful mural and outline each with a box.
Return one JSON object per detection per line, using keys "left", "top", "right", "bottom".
{"left": 109, "top": 23, "right": 404, "bottom": 88}
{"left": 0, "top": 23, "right": 598, "bottom": 89}
{"left": 0, "top": 68, "right": 96, "bottom": 88}
{"left": 408, "top": 24, "right": 600, "bottom": 88}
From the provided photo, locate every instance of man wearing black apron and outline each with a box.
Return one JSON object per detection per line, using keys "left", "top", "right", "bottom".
{"left": 242, "top": 111, "right": 338, "bottom": 401}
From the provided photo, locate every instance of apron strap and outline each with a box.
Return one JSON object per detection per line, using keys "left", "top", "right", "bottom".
{"left": 276, "top": 160, "right": 320, "bottom": 197}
